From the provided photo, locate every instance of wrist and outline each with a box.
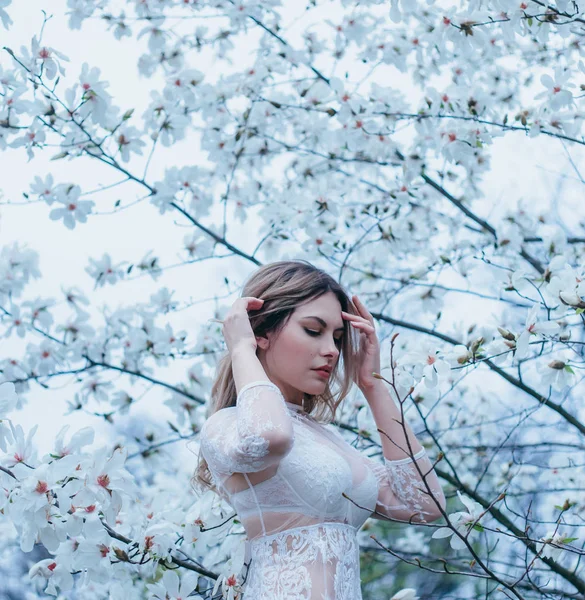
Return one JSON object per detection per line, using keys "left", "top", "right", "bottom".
{"left": 230, "top": 342, "right": 258, "bottom": 359}
{"left": 359, "top": 378, "right": 386, "bottom": 398}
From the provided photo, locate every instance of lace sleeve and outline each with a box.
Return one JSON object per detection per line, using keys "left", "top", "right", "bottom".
{"left": 367, "top": 448, "right": 446, "bottom": 524}
{"left": 200, "top": 380, "right": 295, "bottom": 475}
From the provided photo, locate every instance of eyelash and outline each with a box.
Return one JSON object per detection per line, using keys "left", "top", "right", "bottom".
{"left": 304, "top": 329, "right": 344, "bottom": 347}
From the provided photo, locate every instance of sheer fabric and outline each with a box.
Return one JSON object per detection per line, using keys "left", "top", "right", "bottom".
{"left": 199, "top": 380, "right": 443, "bottom": 599}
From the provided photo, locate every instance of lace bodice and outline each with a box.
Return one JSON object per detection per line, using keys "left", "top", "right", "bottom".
{"left": 199, "top": 380, "right": 444, "bottom": 599}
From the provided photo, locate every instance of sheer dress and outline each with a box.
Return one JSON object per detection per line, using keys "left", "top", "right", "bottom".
{"left": 199, "top": 380, "right": 444, "bottom": 600}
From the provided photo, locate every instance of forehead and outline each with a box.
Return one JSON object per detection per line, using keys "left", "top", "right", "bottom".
{"left": 294, "top": 293, "right": 343, "bottom": 322}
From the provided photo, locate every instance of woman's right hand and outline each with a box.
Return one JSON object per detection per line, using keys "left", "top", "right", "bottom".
{"left": 221, "top": 297, "right": 264, "bottom": 355}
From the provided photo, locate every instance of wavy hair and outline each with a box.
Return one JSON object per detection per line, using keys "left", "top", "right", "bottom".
{"left": 194, "top": 259, "right": 361, "bottom": 493}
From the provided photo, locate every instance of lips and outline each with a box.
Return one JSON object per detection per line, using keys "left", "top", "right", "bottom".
{"left": 312, "top": 368, "right": 331, "bottom": 378}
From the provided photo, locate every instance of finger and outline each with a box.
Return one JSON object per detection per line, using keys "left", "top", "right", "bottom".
{"left": 341, "top": 311, "right": 369, "bottom": 325}
{"left": 241, "top": 297, "right": 264, "bottom": 309}
{"left": 352, "top": 295, "right": 374, "bottom": 323}
{"left": 349, "top": 321, "right": 375, "bottom": 333}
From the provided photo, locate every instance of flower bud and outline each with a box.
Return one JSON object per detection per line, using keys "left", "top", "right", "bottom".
{"left": 497, "top": 327, "right": 516, "bottom": 341}
{"left": 548, "top": 360, "right": 565, "bottom": 370}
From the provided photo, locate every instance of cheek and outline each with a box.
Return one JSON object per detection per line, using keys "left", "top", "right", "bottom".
{"left": 280, "top": 330, "right": 314, "bottom": 362}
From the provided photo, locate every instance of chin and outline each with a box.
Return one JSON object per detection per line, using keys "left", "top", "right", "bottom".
{"left": 310, "top": 381, "right": 329, "bottom": 393}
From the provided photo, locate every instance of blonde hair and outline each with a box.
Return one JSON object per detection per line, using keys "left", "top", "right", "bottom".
{"left": 194, "top": 259, "right": 362, "bottom": 492}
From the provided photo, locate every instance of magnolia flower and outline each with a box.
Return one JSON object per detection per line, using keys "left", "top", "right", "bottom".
{"left": 29, "top": 558, "right": 74, "bottom": 595}
{"left": 514, "top": 305, "right": 560, "bottom": 360}
{"left": 80, "top": 375, "right": 115, "bottom": 403}
{"left": 182, "top": 230, "right": 214, "bottom": 259}
{"left": 74, "top": 446, "right": 137, "bottom": 518}
{"left": 75, "top": 62, "right": 115, "bottom": 126}
{"left": 402, "top": 343, "right": 451, "bottom": 389}
{"left": 49, "top": 185, "right": 95, "bottom": 230}
{"left": 146, "top": 569, "right": 200, "bottom": 600}
{"left": 2, "top": 423, "right": 39, "bottom": 484}
{"left": 432, "top": 491, "right": 484, "bottom": 550}
{"left": 85, "top": 253, "right": 127, "bottom": 287}
{"left": 115, "top": 124, "right": 146, "bottom": 162}
{"left": 211, "top": 537, "right": 246, "bottom": 600}
{"left": 5, "top": 305, "right": 28, "bottom": 338}
{"left": 25, "top": 339, "right": 65, "bottom": 376}
{"left": 110, "top": 390, "right": 134, "bottom": 415}
{"left": 19, "top": 35, "right": 69, "bottom": 80}
{"left": 444, "top": 344, "right": 472, "bottom": 367}
{"left": 537, "top": 530, "right": 577, "bottom": 561}
{"left": 536, "top": 359, "right": 576, "bottom": 392}
{"left": 535, "top": 67, "right": 575, "bottom": 111}
{"left": 150, "top": 287, "right": 178, "bottom": 314}
{"left": 50, "top": 424, "right": 94, "bottom": 459}
{"left": 9, "top": 122, "right": 46, "bottom": 160}
{"left": 163, "top": 68, "right": 205, "bottom": 103}
{"left": 212, "top": 573, "right": 244, "bottom": 600}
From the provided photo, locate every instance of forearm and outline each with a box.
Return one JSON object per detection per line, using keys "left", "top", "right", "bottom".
{"left": 230, "top": 345, "right": 273, "bottom": 395}
{"left": 227, "top": 345, "right": 294, "bottom": 464}
{"left": 364, "top": 380, "right": 446, "bottom": 517}
{"left": 363, "top": 380, "right": 424, "bottom": 461}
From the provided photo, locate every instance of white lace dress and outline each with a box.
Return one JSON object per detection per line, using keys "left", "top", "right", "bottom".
{"left": 199, "top": 380, "right": 444, "bottom": 600}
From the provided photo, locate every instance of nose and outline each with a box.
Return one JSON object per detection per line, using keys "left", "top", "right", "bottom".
{"left": 322, "top": 338, "right": 340, "bottom": 359}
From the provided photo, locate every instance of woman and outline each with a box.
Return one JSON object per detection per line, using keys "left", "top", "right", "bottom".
{"left": 196, "top": 260, "right": 446, "bottom": 599}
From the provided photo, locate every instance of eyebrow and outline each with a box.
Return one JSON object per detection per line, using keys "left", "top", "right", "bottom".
{"left": 302, "top": 316, "right": 345, "bottom": 332}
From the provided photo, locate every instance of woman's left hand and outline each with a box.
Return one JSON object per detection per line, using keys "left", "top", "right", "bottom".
{"left": 342, "top": 295, "right": 381, "bottom": 393}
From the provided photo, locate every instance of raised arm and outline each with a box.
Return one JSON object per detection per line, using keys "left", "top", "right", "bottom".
{"left": 363, "top": 382, "right": 446, "bottom": 523}
{"left": 201, "top": 345, "right": 295, "bottom": 475}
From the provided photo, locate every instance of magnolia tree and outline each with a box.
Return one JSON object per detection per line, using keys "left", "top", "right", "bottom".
{"left": 1, "top": 0, "right": 585, "bottom": 598}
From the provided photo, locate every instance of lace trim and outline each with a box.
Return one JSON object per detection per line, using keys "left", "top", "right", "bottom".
{"left": 385, "top": 446, "right": 426, "bottom": 466}
{"left": 383, "top": 447, "right": 434, "bottom": 521}
{"left": 246, "top": 522, "right": 361, "bottom": 600}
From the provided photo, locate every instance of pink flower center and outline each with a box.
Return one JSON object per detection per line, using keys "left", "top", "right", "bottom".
{"left": 36, "top": 481, "right": 49, "bottom": 494}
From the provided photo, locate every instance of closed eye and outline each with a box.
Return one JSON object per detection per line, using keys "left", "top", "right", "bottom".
{"left": 304, "top": 328, "right": 344, "bottom": 347}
